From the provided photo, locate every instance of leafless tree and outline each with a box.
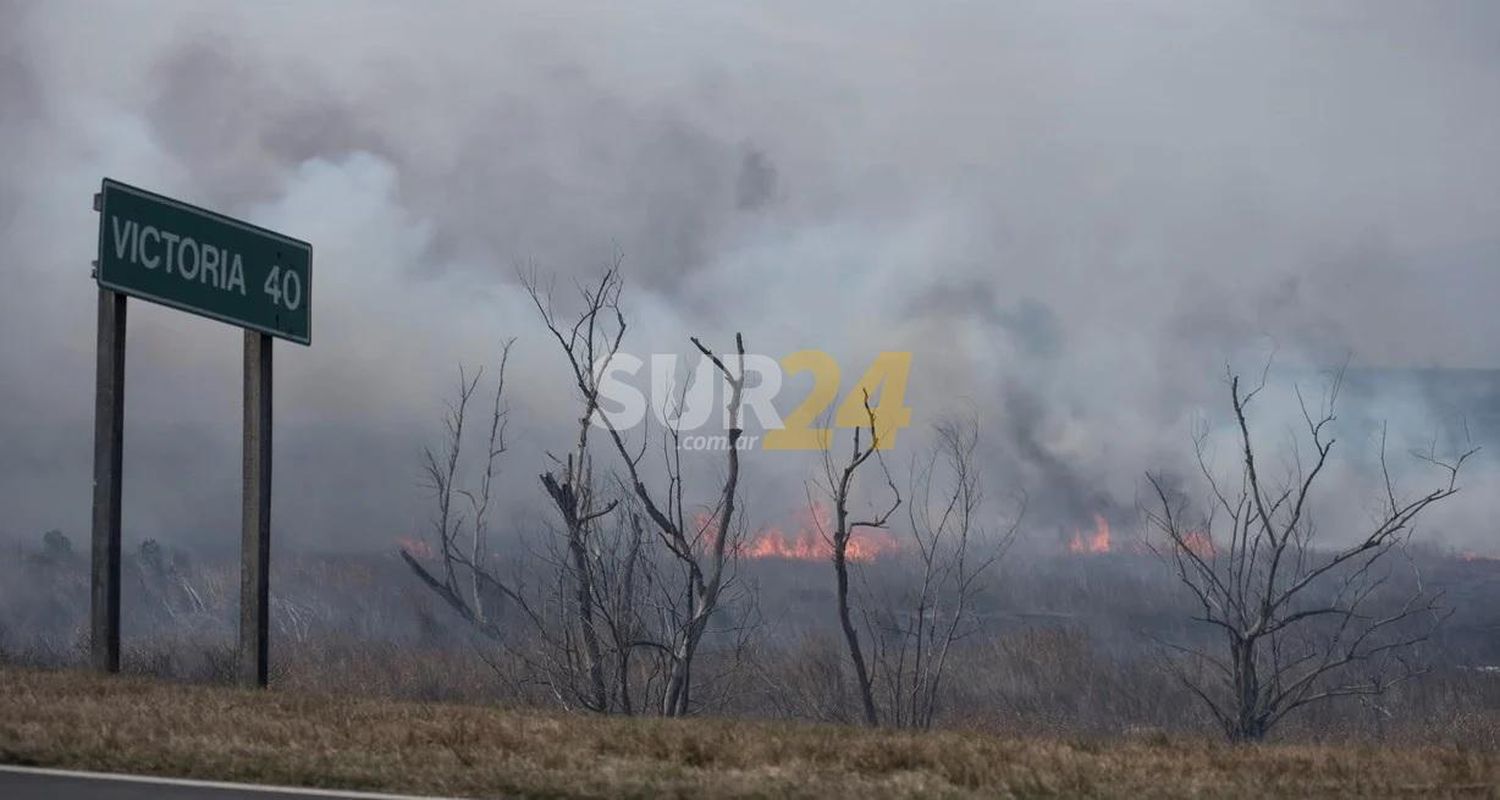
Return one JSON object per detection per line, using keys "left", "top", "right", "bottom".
{"left": 525, "top": 503, "right": 658, "bottom": 714}
{"left": 868, "top": 415, "right": 1019, "bottom": 729}
{"left": 813, "top": 393, "right": 901, "bottom": 726}
{"left": 401, "top": 339, "right": 531, "bottom": 642}
{"left": 400, "top": 330, "right": 645, "bottom": 713}
{"left": 521, "top": 264, "right": 632, "bottom": 712}
{"left": 1144, "top": 367, "right": 1475, "bottom": 741}
{"left": 605, "top": 334, "right": 750, "bottom": 717}
{"left": 527, "top": 261, "right": 754, "bottom": 717}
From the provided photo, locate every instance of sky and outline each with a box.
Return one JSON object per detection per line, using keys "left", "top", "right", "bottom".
{"left": 2, "top": 0, "right": 1498, "bottom": 554}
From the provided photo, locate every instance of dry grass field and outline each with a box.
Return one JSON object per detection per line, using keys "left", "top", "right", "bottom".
{"left": 0, "top": 666, "right": 1496, "bottom": 798}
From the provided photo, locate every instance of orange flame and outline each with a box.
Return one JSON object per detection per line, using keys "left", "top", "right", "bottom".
{"left": 740, "top": 504, "right": 899, "bottom": 563}
{"left": 1068, "top": 514, "right": 1112, "bottom": 554}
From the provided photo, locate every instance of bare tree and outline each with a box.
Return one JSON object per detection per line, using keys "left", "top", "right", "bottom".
{"left": 604, "top": 334, "right": 749, "bottom": 717}
{"left": 528, "top": 503, "right": 658, "bottom": 714}
{"left": 401, "top": 339, "right": 531, "bottom": 642}
{"left": 401, "top": 329, "right": 647, "bottom": 713}
{"left": 868, "top": 415, "right": 1019, "bottom": 729}
{"left": 1144, "top": 367, "right": 1475, "bottom": 741}
{"left": 527, "top": 261, "right": 753, "bottom": 718}
{"left": 521, "top": 264, "right": 632, "bottom": 712}
{"left": 813, "top": 393, "right": 901, "bottom": 727}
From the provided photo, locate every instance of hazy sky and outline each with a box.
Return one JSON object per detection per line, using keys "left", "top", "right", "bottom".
{"left": 2, "top": 1, "right": 1498, "bottom": 553}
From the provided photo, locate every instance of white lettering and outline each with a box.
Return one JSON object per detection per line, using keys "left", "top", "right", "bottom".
{"left": 651, "top": 353, "right": 714, "bottom": 430}
{"left": 159, "top": 231, "right": 180, "bottom": 274}
{"left": 736, "top": 354, "right": 784, "bottom": 431}
{"left": 178, "top": 237, "right": 199, "bottom": 280}
{"left": 105, "top": 217, "right": 281, "bottom": 303}
{"left": 281, "top": 269, "right": 302, "bottom": 310}
{"left": 263, "top": 265, "right": 282, "bottom": 305}
{"left": 592, "top": 353, "right": 646, "bottom": 430}
{"left": 139, "top": 226, "right": 160, "bottom": 269}
{"left": 111, "top": 217, "right": 134, "bottom": 261}
{"left": 227, "top": 254, "right": 246, "bottom": 295}
{"left": 200, "top": 243, "right": 220, "bottom": 287}
{"left": 675, "top": 433, "right": 759, "bottom": 451}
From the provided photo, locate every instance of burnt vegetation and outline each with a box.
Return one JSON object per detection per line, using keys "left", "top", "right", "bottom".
{"left": 1, "top": 270, "right": 1495, "bottom": 749}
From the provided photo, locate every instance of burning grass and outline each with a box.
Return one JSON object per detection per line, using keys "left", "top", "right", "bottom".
{"left": 738, "top": 503, "right": 900, "bottom": 563}
{"left": 1, "top": 665, "right": 1497, "bottom": 798}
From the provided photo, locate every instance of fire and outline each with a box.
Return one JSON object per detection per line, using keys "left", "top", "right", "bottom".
{"left": 741, "top": 526, "right": 828, "bottom": 561}
{"left": 845, "top": 530, "right": 901, "bottom": 563}
{"left": 1062, "top": 516, "right": 1213, "bottom": 558}
{"left": 740, "top": 504, "right": 899, "bottom": 563}
{"left": 1068, "top": 514, "right": 1112, "bottom": 554}
{"left": 1182, "top": 530, "right": 1216, "bottom": 558}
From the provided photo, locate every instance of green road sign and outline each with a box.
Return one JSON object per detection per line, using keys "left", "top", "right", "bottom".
{"left": 96, "top": 179, "right": 312, "bottom": 345}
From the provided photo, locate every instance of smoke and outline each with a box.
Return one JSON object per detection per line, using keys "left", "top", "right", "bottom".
{"left": 1, "top": 1, "right": 1498, "bottom": 553}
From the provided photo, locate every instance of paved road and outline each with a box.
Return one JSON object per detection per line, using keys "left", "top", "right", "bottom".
{"left": 0, "top": 766, "right": 457, "bottom": 800}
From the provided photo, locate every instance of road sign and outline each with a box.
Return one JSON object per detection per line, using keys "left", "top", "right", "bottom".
{"left": 96, "top": 178, "right": 312, "bottom": 345}
{"left": 90, "top": 179, "right": 308, "bottom": 688}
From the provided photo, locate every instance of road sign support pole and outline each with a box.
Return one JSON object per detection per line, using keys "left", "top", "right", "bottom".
{"left": 90, "top": 288, "right": 126, "bottom": 674}
{"left": 239, "top": 331, "right": 273, "bottom": 688}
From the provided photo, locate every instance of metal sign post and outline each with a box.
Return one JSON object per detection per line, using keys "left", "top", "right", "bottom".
{"left": 90, "top": 179, "right": 311, "bottom": 688}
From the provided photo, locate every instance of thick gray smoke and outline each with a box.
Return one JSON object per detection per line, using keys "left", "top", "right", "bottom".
{"left": 1, "top": 1, "right": 1497, "bottom": 555}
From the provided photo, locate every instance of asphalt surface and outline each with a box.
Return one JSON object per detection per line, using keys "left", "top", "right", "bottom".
{"left": 0, "top": 767, "right": 455, "bottom": 800}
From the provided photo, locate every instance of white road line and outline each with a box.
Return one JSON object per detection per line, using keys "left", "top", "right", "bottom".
{"left": 0, "top": 765, "right": 463, "bottom": 800}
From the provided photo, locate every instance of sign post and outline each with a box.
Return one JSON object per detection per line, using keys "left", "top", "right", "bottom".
{"left": 91, "top": 178, "right": 311, "bottom": 687}
{"left": 240, "top": 332, "right": 273, "bottom": 687}
{"left": 90, "top": 288, "right": 126, "bottom": 673}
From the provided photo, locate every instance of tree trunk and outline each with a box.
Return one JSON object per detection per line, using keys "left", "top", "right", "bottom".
{"left": 835, "top": 542, "right": 879, "bottom": 726}
{"left": 1230, "top": 638, "right": 1265, "bottom": 742}
{"left": 566, "top": 530, "right": 608, "bottom": 712}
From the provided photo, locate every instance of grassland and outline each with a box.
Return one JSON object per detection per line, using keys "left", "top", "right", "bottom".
{"left": 0, "top": 665, "right": 1496, "bottom": 798}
